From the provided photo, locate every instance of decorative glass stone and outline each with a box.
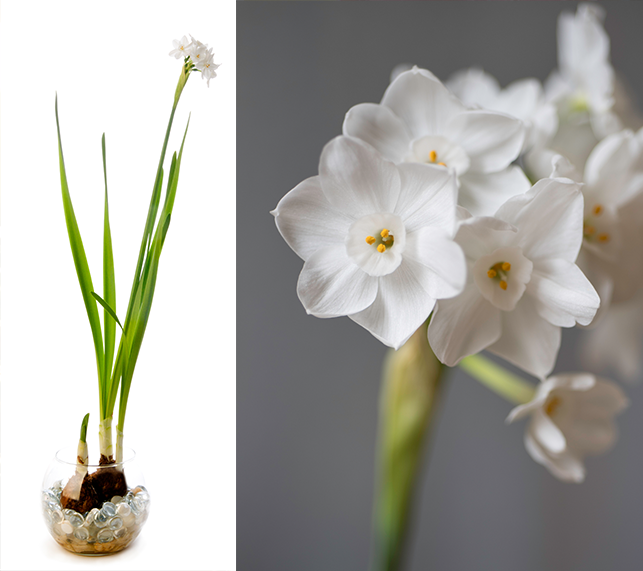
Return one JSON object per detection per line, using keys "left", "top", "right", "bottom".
{"left": 108, "top": 516, "right": 123, "bottom": 530}
{"left": 116, "top": 502, "right": 131, "bottom": 517}
{"left": 114, "top": 527, "right": 127, "bottom": 539}
{"left": 73, "top": 527, "right": 90, "bottom": 541}
{"left": 86, "top": 508, "right": 99, "bottom": 525}
{"left": 111, "top": 495, "right": 123, "bottom": 505}
{"left": 94, "top": 510, "right": 109, "bottom": 527}
{"left": 60, "top": 521, "right": 73, "bottom": 535}
{"left": 97, "top": 528, "right": 114, "bottom": 543}
{"left": 51, "top": 509, "right": 64, "bottom": 524}
{"left": 101, "top": 502, "right": 116, "bottom": 517}
{"left": 68, "top": 512, "right": 84, "bottom": 528}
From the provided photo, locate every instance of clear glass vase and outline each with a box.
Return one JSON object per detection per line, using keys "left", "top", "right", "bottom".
{"left": 41, "top": 447, "right": 150, "bottom": 555}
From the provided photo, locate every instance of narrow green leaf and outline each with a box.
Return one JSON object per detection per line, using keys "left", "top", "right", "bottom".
{"left": 91, "top": 291, "right": 123, "bottom": 330}
{"left": 102, "top": 133, "right": 116, "bottom": 416}
{"left": 55, "top": 96, "right": 105, "bottom": 404}
{"left": 80, "top": 413, "right": 90, "bottom": 443}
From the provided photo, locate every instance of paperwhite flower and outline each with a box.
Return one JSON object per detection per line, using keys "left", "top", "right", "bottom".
{"left": 272, "top": 135, "right": 467, "bottom": 349}
{"left": 537, "top": 4, "right": 620, "bottom": 174}
{"left": 581, "top": 291, "right": 643, "bottom": 382}
{"left": 343, "top": 67, "right": 528, "bottom": 216}
{"left": 507, "top": 373, "right": 628, "bottom": 482}
{"left": 188, "top": 37, "right": 210, "bottom": 68}
{"left": 446, "top": 68, "right": 558, "bottom": 153}
{"left": 199, "top": 51, "right": 220, "bottom": 87}
{"left": 428, "top": 178, "right": 600, "bottom": 378}
{"left": 552, "top": 130, "right": 643, "bottom": 316}
{"left": 169, "top": 35, "right": 192, "bottom": 59}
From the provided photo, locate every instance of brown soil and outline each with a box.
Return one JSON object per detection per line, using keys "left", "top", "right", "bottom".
{"left": 87, "top": 467, "right": 128, "bottom": 505}
{"left": 61, "top": 473, "right": 98, "bottom": 513}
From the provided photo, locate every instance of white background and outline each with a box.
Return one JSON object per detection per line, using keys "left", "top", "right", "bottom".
{"left": 0, "top": 1, "right": 236, "bottom": 569}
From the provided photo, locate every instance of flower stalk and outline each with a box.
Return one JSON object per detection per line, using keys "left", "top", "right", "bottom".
{"left": 372, "top": 321, "right": 445, "bottom": 571}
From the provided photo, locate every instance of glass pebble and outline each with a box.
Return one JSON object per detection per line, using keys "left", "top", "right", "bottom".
{"left": 111, "top": 495, "right": 123, "bottom": 504}
{"left": 69, "top": 512, "right": 84, "bottom": 527}
{"left": 101, "top": 502, "right": 116, "bottom": 517}
{"left": 94, "top": 510, "right": 109, "bottom": 527}
{"left": 60, "top": 521, "right": 73, "bottom": 534}
{"left": 114, "top": 527, "right": 127, "bottom": 539}
{"left": 51, "top": 509, "right": 64, "bottom": 524}
{"left": 73, "top": 527, "right": 90, "bottom": 541}
{"left": 108, "top": 516, "right": 123, "bottom": 530}
{"left": 116, "top": 502, "right": 131, "bottom": 517}
{"left": 86, "top": 508, "right": 99, "bottom": 525}
{"left": 97, "top": 528, "right": 114, "bottom": 543}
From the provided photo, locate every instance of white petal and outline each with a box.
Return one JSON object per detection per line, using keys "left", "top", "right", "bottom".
{"left": 272, "top": 176, "right": 353, "bottom": 260}
{"left": 381, "top": 67, "right": 466, "bottom": 139}
{"left": 584, "top": 129, "right": 638, "bottom": 204}
{"left": 428, "top": 284, "right": 501, "bottom": 366}
{"left": 495, "top": 177, "right": 584, "bottom": 263}
{"left": 488, "top": 296, "right": 561, "bottom": 379}
{"left": 446, "top": 110, "right": 524, "bottom": 173}
{"left": 319, "top": 136, "right": 401, "bottom": 218}
{"left": 404, "top": 227, "right": 466, "bottom": 299}
{"left": 342, "top": 103, "right": 412, "bottom": 163}
{"left": 458, "top": 166, "right": 531, "bottom": 217}
{"left": 524, "top": 430, "right": 585, "bottom": 483}
{"left": 528, "top": 259, "right": 600, "bottom": 327}
{"left": 455, "top": 216, "right": 517, "bottom": 261}
{"left": 531, "top": 409, "right": 567, "bottom": 454}
{"left": 349, "top": 260, "right": 436, "bottom": 349}
{"left": 297, "top": 245, "right": 378, "bottom": 317}
{"left": 395, "top": 163, "right": 458, "bottom": 233}
{"left": 446, "top": 67, "right": 500, "bottom": 108}
{"left": 575, "top": 377, "right": 629, "bottom": 418}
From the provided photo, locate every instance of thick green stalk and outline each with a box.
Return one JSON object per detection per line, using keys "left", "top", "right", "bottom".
{"left": 372, "top": 321, "right": 446, "bottom": 571}
{"left": 459, "top": 354, "right": 535, "bottom": 405}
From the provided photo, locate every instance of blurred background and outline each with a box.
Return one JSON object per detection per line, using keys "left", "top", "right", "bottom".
{"left": 238, "top": 3, "right": 643, "bottom": 570}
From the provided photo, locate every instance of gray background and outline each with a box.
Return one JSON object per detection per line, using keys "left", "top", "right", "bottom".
{"left": 238, "top": 3, "right": 643, "bottom": 570}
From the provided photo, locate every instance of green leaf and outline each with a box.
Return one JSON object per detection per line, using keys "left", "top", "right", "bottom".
{"left": 91, "top": 291, "right": 123, "bottom": 330}
{"left": 55, "top": 95, "right": 105, "bottom": 402}
{"left": 102, "top": 134, "right": 117, "bottom": 417}
{"left": 80, "top": 413, "right": 90, "bottom": 443}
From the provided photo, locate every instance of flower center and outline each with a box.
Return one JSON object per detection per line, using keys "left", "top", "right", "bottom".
{"left": 583, "top": 203, "right": 610, "bottom": 243}
{"left": 486, "top": 261, "right": 512, "bottom": 291}
{"left": 365, "top": 228, "right": 395, "bottom": 253}
{"left": 473, "top": 247, "right": 533, "bottom": 312}
{"left": 545, "top": 396, "right": 562, "bottom": 418}
{"left": 427, "top": 149, "right": 447, "bottom": 168}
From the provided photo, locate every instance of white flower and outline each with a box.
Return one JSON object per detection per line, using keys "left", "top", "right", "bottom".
{"left": 581, "top": 291, "right": 643, "bottom": 382}
{"left": 428, "top": 178, "right": 600, "bottom": 379}
{"left": 507, "top": 373, "right": 628, "bottom": 482}
{"left": 272, "top": 135, "right": 467, "bottom": 350}
{"left": 537, "top": 4, "right": 620, "bottom": 174}
{"left": 342, "top": 67, "right": 528, "bottom": 216}
{"left": 199, "top": 51, "right": 220, "bottom": 87}
{"left": 188, "top": 37, "right": 210, "bottom": 68}
{"left": 551, "top": 129, "right": 643, "bottom": 318}
{"left": 169, "top": 35, "right": 192, "bottom": 59}
{"left": 446, "top": 68, "right": 558, "bottom": 153}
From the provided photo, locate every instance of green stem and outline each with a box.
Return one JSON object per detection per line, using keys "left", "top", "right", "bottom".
{"left": 372, "top": 322, "right": 445, "bottom": 571}
{"left": 459, "top": 353, "right": 536, "bottom": 405}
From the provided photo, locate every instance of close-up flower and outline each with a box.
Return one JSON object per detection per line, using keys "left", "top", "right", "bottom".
{"left": 343, "top": 67, "right": 529, "bottom": 216}
{"left": 272, "top": 135, "right": 466, "bottom": 349}
{"left": 428, "top": 177, "right": 600, "bottom": 378}
{"left": 507, "top": 373, "right": 628, "bottom": 482}
{"left": 446, "top": 68, "right": 558, "bottom": 154}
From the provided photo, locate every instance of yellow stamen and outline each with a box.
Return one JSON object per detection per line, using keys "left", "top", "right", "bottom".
{"left": 487, "top": 269, "right": 497, "bottom": 278}
{"left": 381, "top": 229, "right": 389, "bottom": 238}
{"left": 365, "top": 236, "right": 376, "bottom": 245}
{"left": 598, "top": 233, "right": 610, "bottom": 242}
{"left": 437, "top": 162, "right": 446, "bottom": 167}
{"left": 593, "top": 204, "right": 603, "bottom": 216}
{"left": 377, "top": 244, "right": 386, "bottom": 253}
{"left": 429, "top": 150, "right": 437, "bottom": 163}
{"left": 502, "top": 262, "right": 511, "bottom": 271}
{"left": 499, "top": 280, "right": 508, "bottom": 291}
{"left": 545, "top": 396, "right": 561, "bottom": 417}
{"left": 585, "top": 225, "right": 595, "bottom": 235}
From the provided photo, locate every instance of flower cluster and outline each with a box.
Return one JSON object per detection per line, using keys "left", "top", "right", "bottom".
{"left": 170, "top": 35, "right": 220, "bottom": 86}
{"left": 273, "top": 4, "right": 637, "bottom": 482}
